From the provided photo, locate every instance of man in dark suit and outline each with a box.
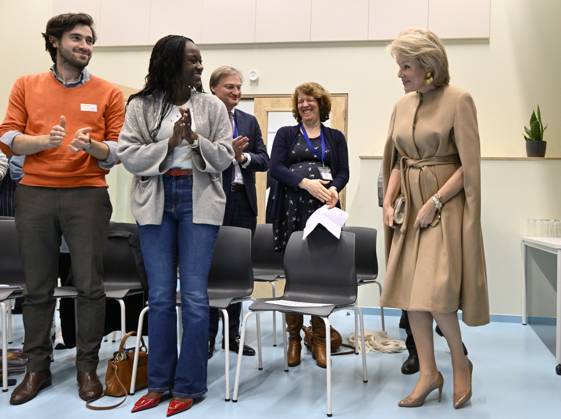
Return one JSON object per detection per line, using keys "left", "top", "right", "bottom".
{"left": 208, "top": 66, "right": 269, "bottom": 358}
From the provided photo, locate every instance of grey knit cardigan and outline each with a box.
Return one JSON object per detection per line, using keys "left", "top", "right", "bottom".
{"left": 117, "top": 91, "right": 234, "bottom": 226}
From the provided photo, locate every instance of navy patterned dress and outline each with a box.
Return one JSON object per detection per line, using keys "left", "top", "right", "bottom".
{"left": 272, "top": 132, "right": 332, "bottom": 252}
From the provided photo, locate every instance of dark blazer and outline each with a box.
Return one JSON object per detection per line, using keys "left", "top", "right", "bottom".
{"left": 268, "top": 124, "right": 349, "bottom": 221}
{"left": 222, "top": 109, "right": 269, "bottom": 216}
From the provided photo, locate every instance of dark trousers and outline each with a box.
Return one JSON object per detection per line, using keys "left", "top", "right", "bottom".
{"left": 209, "top": 188, "right": 256, "bottom": 341}
{"left": 15, "top": 185, "right": 112, "bottom": 372}
{"left": 399, "top": 310, "right": 416, "bottom": 353}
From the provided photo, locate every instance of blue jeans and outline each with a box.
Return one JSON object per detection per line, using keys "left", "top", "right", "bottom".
{"left": 138, "top": 175, "right": 219, "bottom": 398}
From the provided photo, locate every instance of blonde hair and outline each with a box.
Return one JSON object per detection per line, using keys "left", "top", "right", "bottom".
{"left": 291, "top": 82, "right": 332, "bottom": 123}
{"left": 389, "top": 28, "right": 450, "bottom": 87}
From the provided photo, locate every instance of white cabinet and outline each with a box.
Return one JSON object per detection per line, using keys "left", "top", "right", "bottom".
{"left": 429, "top": 0, "right": 491, "bottom": 39}
{"left": 98, "top": 0, "right": 150, "bottom": 46}
{"left": 255, "top": 0, "right": 312, "bottom": 43}
{"left": 311, "top": 0, "right": 368, "bottom": 42}
{"left": 53, "top": 0, "right": 492, "bottom": 46}
{"left": 149, "top": 0, "right": 204, "bottom": 45}
{"left": 200, "top": 0, "right": 256, "bottom": 44}
{"left": 368, "top": 0, "right": 428, "bottom": 40}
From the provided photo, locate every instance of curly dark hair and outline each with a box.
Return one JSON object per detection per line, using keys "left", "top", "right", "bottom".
{"left": 291, "top": 82, "right": 332, "bottom": 123}
{"left": 128, "top": 35, "right": 196, "bottom": 131}
{"left": 42, "top": 13, "right": 96, "bottom": 63}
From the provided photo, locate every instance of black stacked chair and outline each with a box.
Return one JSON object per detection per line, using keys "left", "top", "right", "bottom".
{"left": 251, "top": 223, "right": 284, "bottom": 346}
{"left": 56, "top": 221, "right": 147, "bottom": 345}
{"left": 0, "top": 218, "right": 25, "bottom": 391}
{"left": 343, "top": 226, "right": 385, "bottom": 337}
{"left": 103, "top": 222, "right": 147, "bottom": 339}
{"left": 233, "top": 228, "right": 367, "bottom": 417}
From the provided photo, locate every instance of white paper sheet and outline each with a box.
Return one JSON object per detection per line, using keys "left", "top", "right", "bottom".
{"left": 265, "top": 299, "right": 332, "bottom": 308}
{"left": 302, "top": 205, "right": 349, "bottom": 239}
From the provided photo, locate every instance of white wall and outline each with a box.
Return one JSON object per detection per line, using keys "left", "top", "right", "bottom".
{"left": 1, "top": 0, "right": 560, "bottom": 316}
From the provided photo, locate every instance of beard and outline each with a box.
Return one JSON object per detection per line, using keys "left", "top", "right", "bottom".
{"left": 58, "top": 47, "right": 91, "bottom": 72}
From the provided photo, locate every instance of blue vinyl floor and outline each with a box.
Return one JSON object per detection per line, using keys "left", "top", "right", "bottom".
{"left": 1, "top": 307, "right": 561, "bottom": 419}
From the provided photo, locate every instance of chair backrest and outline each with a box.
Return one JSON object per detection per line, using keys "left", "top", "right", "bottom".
{"left": 103, "top": 222, "right": 148, "bottom": 291}
{"left": 251, "top": 223, "right": 284, "bottom": 274}
{"left": 283, "top": 228, "right": 356, "bottom": 306}
{"left": 0, "top": 218, "right": 25, "bottom": 286}
{"left": 343, "top": 226, "right": 378, "bottom": 280}
{"left": 208, "top": 225, "right": 254, "bottom": 297}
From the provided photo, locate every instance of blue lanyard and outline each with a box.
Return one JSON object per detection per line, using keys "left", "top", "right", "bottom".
{"left": 299, "top": 124, "right": 326, "bottom": 165}
{"left": 232, "top": 113, "right": 238, "bottom": 138}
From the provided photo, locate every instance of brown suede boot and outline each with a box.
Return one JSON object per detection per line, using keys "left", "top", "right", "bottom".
{"left": 311, "top": 316, "right": 328, "bottom": 368}
{"left": 286, "top": 314, "right": 303, "bottom": 367}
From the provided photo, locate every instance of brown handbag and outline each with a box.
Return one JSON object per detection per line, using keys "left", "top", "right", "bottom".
{"left": 86, "top": 331, "right": 148, "bottom": 410}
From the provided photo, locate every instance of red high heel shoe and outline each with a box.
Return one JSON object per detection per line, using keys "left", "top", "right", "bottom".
{"left": 167, "top": 398, "right": 194, "bottom": 417}
{"left": 131, "top": 392, "right": 165, "bottom": 413}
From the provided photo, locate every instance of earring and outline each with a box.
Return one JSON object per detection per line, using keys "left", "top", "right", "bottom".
{"left": 425, "top": 72, "right": 434, "bottom": 85}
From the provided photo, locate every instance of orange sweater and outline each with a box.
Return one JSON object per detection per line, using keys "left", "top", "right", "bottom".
{"left": 0, "top": 72, "right": 124, "bottom": 188}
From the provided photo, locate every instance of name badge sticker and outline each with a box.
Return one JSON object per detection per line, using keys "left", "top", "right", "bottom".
{"left": 80, "top": 103, "right": 98, "bottom": 112}
{"left": 319, "top": 166, "right": 333, "bottom": 181}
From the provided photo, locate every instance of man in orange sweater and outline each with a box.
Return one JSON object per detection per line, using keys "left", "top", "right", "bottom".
{"left": 0, "top": 13, "right": 124, "bottom": 405}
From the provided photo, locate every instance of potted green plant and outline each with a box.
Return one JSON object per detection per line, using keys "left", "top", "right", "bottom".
{"left": 524, "top": 105, "right": 548, "bottom": 157}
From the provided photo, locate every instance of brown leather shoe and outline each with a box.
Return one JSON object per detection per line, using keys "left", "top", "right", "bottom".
{"left": 311, "top": 316, "right": 328, "bottom": 368}
{"left": 286, "top": 313, "right": 303, "bottom": 367}
{"left": 77, "top": 370, "right": 103, "bottom": 402}
{"left": 287, "top": 338, "right": 302, "bottom": 367}
{"left": 10, "top": 370, "right": 52, "bottom": 405}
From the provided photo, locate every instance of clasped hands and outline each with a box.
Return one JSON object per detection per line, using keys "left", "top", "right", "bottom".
{"left": 169, "top": 108, "right": 198, "bottom": 150}
{"left": 299, "top": 178, "right": 339, "bottom": 208}
{"left": 46, "top": 115, "right": 93, "bottom": 152}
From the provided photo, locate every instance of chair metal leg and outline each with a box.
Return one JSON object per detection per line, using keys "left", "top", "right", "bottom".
{"left": 221, "top": 308, "right": 230, "bottom": 401}
{"left": 322, "top": 317, "right": 332, "bottom": 417}
{"left": 117, "top": 299, "right": 126, "bottom": 340}
{"left": 256, "top": 313, "right": 263, "bottom": 370}
{"left": 6, "top": 306, "right": 12, "bottom": 344}
{"left": 233, "top": 311, "right": 254, "bottom": 402}
{"left": 354, "top": 314, "right": 359, "bottom": 354}
{"left": 1, "top": 301, "right": 8, "bottom": 392}
{"left": 357, "top": 308, "right": 368, "bottom": 383}
{"left": 281, "top": 313, "right": 288, "bottom": 372}
{"left": 271, "top": 282, "right": 277, "bottom": 346}
{"left": 130, "top": 306, "right": 149, "bottom": 394}
{"left": 373, "top": 281, "right": 386, "bottom": 332}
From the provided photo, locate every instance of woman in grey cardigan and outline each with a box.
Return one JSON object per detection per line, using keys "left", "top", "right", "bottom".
{"left": 117, "top": 35, "right": 233, "bottom": 416}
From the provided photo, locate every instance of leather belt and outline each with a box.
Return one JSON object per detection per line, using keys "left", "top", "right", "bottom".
{"left": 165, "top": 168, "right": 193, "bottom": 177}
{"left": 231, "top": 183, "right": 245, "bottom": 192}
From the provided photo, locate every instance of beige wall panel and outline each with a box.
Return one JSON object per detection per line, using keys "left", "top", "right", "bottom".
{"left": 201, "top": 0, "right": 255, "bottom": 44}
{"left": 310, "top": 0, "right": 368, "bottom": 41}
{"left": 149, "top": 0, "right": 204, "bottom": 45}
{"left": 52, "top": 0, "right": 100, "bottom": 23}
{"left": 429, "top": 0, "right": 491, "bottom": 39}
{"left": 255, "top": 0, "right": 312, "bottom": 43}
{"left": 98, "top": 0, "right": 150, "bottom": 46}
{"left": 368, "top": 0, "right": 428, "bottom": 40}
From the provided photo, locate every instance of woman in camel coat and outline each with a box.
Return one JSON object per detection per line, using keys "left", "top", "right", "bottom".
{"left": 381, "top": 28, "right": 488, "bottom": 409}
